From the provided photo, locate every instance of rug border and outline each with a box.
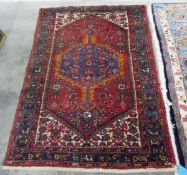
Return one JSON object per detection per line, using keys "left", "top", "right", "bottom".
{"left": 148, "top": 5, "right": 179, "bottom": 164}
{"left": 140, "top": 4, "right": 176, "bottom": 166}
{"left": 3, "top": 7, "right": 44, "bottom": 166}
{"left": 152, "top": 3, "right": 187, "bottom": 166}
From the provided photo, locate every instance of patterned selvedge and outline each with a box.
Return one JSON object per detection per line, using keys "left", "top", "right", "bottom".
{"left": 153, "top": 3, "right": 187, "bottom": 166}
{"left": 3, "top": 6, "right": 175, "bottom": 169}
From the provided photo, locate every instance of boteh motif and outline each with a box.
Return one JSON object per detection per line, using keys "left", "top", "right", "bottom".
{"left": 4, "top": 6, "right": 176, "bottom": 170}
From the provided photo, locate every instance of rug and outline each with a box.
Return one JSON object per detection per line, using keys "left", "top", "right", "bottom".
{"left": 153, "top": 3, "right": 187, "bottom": 166}
{"left": 3, "top": 5, "right": 176, "bottom": 172}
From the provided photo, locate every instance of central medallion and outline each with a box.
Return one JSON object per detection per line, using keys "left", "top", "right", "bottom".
{"left": 61, "top": 44, "right": 118, "bottom": 111}
{"left": 61, "top": 44, "right": 118, "bottom": 85}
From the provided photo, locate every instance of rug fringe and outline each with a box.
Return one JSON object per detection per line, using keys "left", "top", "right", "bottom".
{"left": 2, "top": 166, "right": 176, "bottom": 173}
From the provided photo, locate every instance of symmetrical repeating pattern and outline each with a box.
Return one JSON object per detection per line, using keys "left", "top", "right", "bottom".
{"left": 153, "top": 3, "right": 187, "bottom": 166}
{"left": 3, "top": 6, "right": 175, "bottom": 170}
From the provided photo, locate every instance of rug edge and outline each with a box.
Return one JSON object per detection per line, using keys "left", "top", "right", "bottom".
{"left": 148, "top": 4, "right": 179, "bottom": 164}
{"left": 142, "top": 5, "right": 176, "bottom": 165}
{"left": 152, "top": 3, "right": 187, "bottom": 167}
{"left": 2, "top": 8, "right": 44, "bottom": 166}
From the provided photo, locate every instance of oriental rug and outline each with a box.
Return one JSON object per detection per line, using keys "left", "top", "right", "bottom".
{"left": 3, "top": 5, "right": 176, "bottom": 172}
{"left": 153, "top": 3, "right": 187, "bottom": 166}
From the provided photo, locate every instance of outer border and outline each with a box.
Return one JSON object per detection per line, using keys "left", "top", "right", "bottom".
{"left": 148, "top": 4, "right": 179, "bottom": 165}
